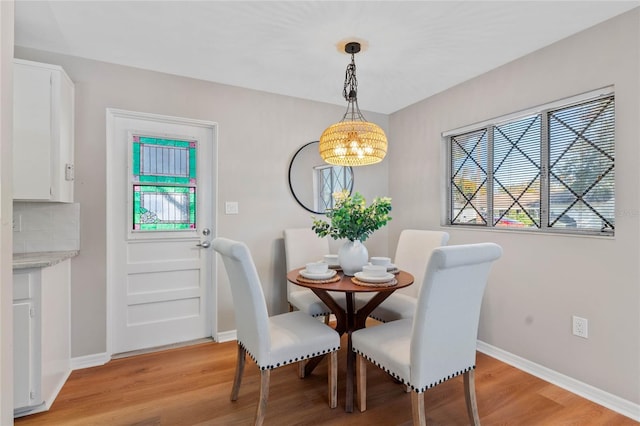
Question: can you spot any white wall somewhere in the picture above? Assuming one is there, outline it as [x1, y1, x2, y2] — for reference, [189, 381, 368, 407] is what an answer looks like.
[388, 10, 639, 405]
[13, 46, 389, 357]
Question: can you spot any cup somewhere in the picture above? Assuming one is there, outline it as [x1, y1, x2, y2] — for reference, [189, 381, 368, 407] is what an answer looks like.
[370, 256, 391, 267]
[323, 254, 339, 266]
[306, 261, 329, 274]
[362, 264, 387, 277]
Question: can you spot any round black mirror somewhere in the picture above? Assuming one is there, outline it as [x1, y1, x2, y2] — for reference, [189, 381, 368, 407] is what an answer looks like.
[288, 141, 354, 214]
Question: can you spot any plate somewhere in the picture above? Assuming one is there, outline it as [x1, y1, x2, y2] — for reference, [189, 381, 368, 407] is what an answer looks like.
[354, 272, 395, 283]
[386, 263, 397, 271]
[300, 269, 337, 280]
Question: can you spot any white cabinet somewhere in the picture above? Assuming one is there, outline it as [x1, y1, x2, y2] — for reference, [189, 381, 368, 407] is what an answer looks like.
[13, 300, 38, 409]
[13, 59, 75, 202]
[13, 260, 71, 417]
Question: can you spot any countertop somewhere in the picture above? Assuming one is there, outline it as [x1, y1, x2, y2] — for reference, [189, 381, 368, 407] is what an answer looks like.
[13, 251, 79, 270]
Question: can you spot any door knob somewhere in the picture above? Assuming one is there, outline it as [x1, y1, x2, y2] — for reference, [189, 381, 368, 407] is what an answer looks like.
[196, 241, 211, 249]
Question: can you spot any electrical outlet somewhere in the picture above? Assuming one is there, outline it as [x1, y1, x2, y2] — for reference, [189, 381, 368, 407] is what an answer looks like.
[65, 163, 74, 181]
[572, 316, 588, 338]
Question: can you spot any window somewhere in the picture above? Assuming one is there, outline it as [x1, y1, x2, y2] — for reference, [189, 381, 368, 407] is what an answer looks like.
[131, 135, 197, 231]
[314, 164, 353, 212]
[447, 89, 614, 235]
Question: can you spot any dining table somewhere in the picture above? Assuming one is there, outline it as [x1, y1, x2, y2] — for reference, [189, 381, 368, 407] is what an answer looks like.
[286, 267, 414, 412]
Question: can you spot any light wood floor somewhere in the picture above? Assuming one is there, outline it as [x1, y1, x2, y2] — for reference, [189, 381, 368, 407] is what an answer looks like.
[15, 336, 638, 426]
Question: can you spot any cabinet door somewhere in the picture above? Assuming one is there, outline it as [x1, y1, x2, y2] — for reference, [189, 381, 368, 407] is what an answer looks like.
[13, 63, 53, 200]
[13, 302, 35, 409]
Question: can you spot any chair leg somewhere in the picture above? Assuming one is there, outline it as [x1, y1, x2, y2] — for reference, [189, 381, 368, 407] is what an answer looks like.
[328, 351, 337, 408]
[411, 391, 426, 426]
[298, 359, 307, 379]
[230, 344, 246, 401]
[255, 369, 270, 426]
[356, 354, 367, 412]
[463, 370, 481, 426]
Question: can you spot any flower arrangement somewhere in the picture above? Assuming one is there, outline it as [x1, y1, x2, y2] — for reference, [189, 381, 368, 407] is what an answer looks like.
[312, 191, 392, 242]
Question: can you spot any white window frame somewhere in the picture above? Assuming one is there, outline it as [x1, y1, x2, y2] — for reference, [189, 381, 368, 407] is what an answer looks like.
[443, 86, 615, 236]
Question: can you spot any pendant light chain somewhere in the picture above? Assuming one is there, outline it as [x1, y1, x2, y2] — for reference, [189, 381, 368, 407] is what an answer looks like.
[343, 54, 358, 102]
[342, 52, 365, 122]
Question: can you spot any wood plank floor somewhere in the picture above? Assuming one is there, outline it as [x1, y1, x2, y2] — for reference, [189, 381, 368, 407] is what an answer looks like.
[15, 336, 638, 426]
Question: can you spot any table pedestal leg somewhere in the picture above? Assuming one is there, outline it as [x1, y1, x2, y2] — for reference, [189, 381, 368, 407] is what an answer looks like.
[302, 289, 348, 377]
[345, 293, 355, 413]
[307, 287, 394, 413]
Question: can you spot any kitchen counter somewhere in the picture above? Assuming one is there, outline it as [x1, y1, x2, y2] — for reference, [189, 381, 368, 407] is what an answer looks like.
[13, 251, 79, 270]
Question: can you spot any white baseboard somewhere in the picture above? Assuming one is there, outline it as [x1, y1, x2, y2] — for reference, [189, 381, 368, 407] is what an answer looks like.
[14, 369, 72, 418]
[477, 340, 640, 422]
[43, 369, 72, 411]
[216, 329, 237, 343]
[215, 315, 334, 343]
[70, 352, 110, 370]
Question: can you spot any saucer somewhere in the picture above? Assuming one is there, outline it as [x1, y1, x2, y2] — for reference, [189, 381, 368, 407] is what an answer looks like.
[300, 269, 337, 280]
[354, 272, 395, 283]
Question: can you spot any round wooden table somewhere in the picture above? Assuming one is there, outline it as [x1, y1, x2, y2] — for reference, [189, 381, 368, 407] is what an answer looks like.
[287, 267, 414, 412]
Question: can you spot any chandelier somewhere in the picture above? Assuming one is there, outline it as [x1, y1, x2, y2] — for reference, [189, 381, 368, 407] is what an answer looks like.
[319, 42, 387, 166]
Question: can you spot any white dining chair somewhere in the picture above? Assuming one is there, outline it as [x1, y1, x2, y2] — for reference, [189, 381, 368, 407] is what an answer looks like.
[213, 237, 340, 426]
[352, 242, 502, 426]
[284, 228, 350, 320]
[363, 229, 449, 323]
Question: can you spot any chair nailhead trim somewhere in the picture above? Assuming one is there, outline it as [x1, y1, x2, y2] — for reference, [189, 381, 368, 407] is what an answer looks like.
[353, 349, 475, 392]
[368, 315, 388, 323]
[239, 341, 341, 371]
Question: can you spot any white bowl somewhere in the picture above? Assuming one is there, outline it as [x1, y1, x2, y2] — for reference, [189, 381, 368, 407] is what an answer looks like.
[306, 261, 328, 274]
[362, 264, 387, 277]
[300, 269, 337, 280]
[323, 254, 339, 266]
[370, 256, 391, 266]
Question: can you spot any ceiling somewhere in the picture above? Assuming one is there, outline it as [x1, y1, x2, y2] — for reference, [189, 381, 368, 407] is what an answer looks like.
[13, 1, 639, 115]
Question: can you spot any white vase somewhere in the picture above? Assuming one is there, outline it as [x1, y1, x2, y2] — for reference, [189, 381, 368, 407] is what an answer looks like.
[338, 240, 369, 276]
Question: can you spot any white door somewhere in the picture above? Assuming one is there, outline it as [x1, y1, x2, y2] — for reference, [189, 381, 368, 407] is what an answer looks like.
[106, 109, 217, 354]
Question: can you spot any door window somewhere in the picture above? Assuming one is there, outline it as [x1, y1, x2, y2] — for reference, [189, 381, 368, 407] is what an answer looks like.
[131, 135, 197, 231]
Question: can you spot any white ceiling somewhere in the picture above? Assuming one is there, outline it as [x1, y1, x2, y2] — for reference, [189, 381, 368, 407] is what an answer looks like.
[13, 1, 639, 114]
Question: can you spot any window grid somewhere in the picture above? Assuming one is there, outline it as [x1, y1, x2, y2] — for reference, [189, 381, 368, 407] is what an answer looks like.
[492, 115, 541, 228]
[547, 97, 615, 231]
[132, 135, 196, 184]
[133, 185, 196, 230]
[450, 129, 488, 226]
[447, 92, 614, 235]
[131, 135, 197, 231]
[316, 165, 353, 211]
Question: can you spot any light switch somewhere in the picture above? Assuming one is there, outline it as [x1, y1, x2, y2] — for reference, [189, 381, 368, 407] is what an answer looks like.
[225, 201, 239, 215]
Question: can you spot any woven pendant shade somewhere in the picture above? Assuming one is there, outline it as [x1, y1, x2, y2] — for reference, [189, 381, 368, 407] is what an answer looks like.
[319, 41, 387, 167]
[319, 120, 387, 166]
